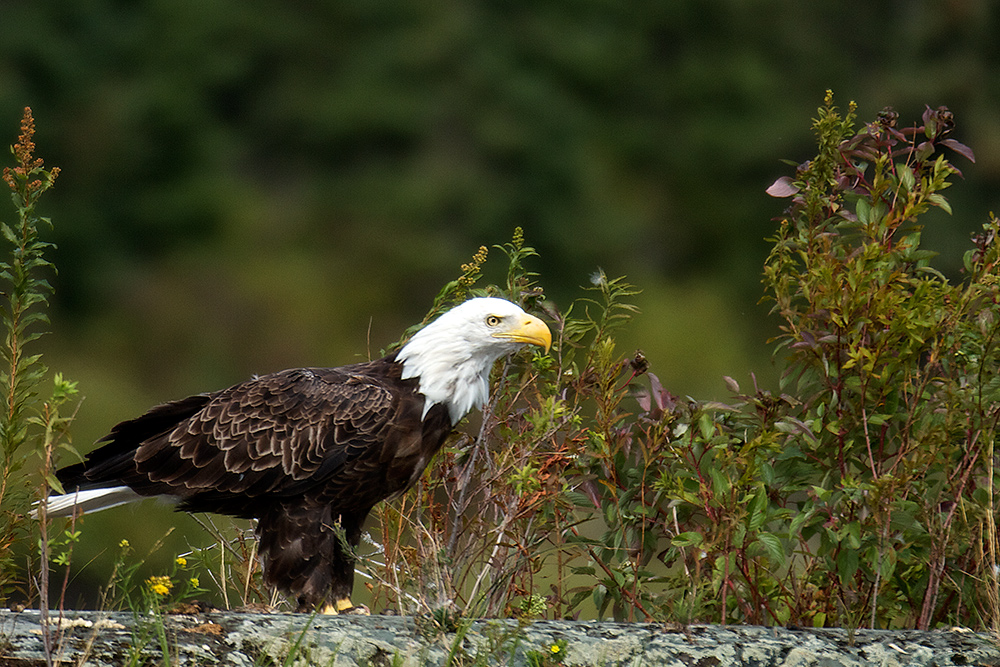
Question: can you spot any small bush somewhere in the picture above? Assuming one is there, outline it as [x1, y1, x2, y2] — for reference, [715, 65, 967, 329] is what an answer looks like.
[370, 94, 1000, 630]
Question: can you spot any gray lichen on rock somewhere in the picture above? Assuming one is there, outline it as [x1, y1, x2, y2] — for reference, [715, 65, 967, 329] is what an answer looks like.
[1, 609, 998, 666]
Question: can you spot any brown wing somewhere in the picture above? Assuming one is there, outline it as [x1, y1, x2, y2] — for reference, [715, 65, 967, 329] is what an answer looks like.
[68, 360, 445, 518]
[136, 367, 394, 493]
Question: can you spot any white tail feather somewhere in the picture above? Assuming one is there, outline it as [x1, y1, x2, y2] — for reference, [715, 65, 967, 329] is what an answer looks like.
[34, 486, 143, 519]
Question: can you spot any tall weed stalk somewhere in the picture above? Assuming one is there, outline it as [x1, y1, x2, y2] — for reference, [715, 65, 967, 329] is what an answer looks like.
[0, 108, 79, 665]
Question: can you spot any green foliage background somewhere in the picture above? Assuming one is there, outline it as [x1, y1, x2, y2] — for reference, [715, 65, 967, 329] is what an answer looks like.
[3, 1, 1000, 612]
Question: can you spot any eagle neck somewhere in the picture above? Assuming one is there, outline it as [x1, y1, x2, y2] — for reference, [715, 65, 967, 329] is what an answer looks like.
[395, 329, 497, 424]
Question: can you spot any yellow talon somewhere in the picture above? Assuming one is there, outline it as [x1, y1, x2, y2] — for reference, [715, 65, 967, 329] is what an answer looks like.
[317, 598, 365, 615]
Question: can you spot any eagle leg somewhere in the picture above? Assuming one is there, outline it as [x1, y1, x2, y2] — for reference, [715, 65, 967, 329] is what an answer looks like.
[259, 503, 370, 613]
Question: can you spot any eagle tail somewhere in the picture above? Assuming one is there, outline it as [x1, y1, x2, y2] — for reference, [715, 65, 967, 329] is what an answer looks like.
[34, 393, 212, 519]
[32, 485, 144, 518]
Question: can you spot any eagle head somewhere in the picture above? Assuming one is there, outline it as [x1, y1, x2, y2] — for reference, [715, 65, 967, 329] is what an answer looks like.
[397, 297, 551, 422]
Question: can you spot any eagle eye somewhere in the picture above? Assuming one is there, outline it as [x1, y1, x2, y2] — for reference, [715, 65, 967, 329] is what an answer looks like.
[486, 315, 502, 327]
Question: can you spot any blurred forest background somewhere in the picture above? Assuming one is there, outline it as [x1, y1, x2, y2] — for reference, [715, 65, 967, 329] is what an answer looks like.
[3, 0, 1000, 605]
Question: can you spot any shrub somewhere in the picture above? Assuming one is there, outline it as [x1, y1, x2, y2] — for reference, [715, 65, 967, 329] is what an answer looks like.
[369, 94, 1000, 630]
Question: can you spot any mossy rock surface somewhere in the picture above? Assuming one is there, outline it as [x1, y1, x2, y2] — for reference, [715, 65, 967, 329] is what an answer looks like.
[1, 609, 997, 666]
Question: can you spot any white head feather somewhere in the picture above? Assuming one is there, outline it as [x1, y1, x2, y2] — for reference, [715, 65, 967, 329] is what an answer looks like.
[396, 297, 551, 422]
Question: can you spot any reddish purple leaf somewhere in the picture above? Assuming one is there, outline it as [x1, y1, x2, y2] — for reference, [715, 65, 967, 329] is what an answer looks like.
[766, 176, 799, 198]
[649, 372, 666, 413]
[634, 389, 651, 413]
[941, 138, 976, 163]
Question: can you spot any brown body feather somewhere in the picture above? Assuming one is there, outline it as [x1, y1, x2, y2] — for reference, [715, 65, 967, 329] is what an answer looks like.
[57, 352, 453, 610]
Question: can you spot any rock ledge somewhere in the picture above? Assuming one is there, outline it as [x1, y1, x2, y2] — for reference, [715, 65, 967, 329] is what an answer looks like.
[1, 609, 998, 666]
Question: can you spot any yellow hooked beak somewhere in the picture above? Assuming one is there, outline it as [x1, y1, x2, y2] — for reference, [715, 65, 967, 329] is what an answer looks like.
[494, 313, 552, 352]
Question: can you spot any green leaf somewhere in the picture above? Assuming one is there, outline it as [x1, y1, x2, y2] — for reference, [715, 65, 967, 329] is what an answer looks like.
[565, 491, 599, 509]
[927, 193, 952, 215]
[673, 531, 704, 548]
[789, 508, 814, 537]
[698, 412, 716, 440]
[747, 487, 768, 532]
[841, 521, 861, 549]
[871, 546, 897, 581]
[897, 163, 916, 191]
[855, 198, 871, 225]
[866, 413, 891, 426]
[708, 466, 730, 498]
[837, 548, 859, 582]
[592, 585, 608, 615]
[43, 472, 63, 494]
[755, 533, 785, 563]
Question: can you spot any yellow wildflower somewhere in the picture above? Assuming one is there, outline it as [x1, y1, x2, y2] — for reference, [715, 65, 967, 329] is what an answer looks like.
[146, 575, 172, 597]
[118, 539, 130, 549]
[550, 644, 561, 654]
[175, 556, 187, 567]
[189, 577, 200, 588]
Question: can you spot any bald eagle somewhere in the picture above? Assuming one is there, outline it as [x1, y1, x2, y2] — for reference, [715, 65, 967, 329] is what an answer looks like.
[40, 297, 551, 613]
